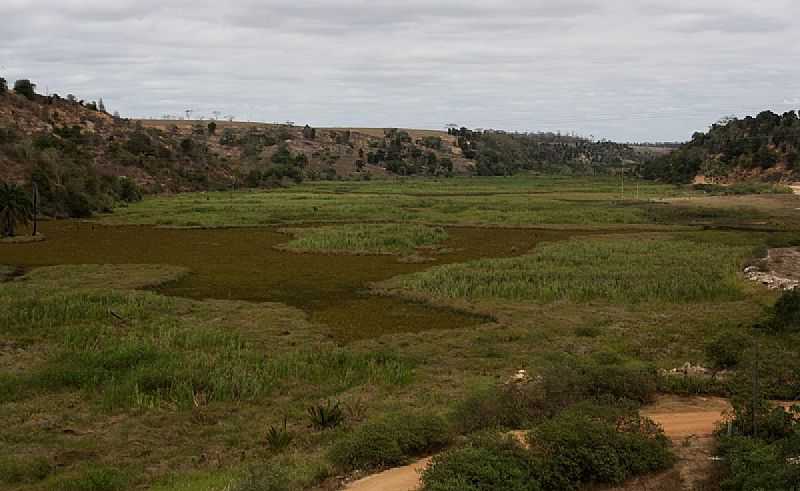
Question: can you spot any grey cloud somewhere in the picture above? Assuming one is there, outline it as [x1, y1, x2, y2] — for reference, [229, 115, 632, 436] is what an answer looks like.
[1, 0, 798, 141]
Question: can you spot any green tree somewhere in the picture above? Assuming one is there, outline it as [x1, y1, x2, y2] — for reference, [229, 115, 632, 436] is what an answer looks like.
[0, 77, 7, 93]
[0, 182, 33, 237]
[13, 79, 36, 100]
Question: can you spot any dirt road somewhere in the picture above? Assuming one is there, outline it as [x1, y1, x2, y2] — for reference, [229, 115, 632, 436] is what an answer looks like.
[343, 396, 733, 491]
[344, 457, 431, 491]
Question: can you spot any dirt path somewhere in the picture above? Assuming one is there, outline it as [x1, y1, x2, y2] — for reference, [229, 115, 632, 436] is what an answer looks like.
[343, 396, 733, 491]
[640, 396, 732, 490]
[344, 457, 431, 491]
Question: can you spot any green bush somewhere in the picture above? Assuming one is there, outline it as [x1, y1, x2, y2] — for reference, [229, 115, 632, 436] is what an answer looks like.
[329, 428, 404, 471]
[421, 434, 544, 491]
[452, 384, 546, 433]
[13, 79, 36, 100]
[329, 413, 450, 472]
[705, 331, 751, 369]
[717, 436, 800, 491]
[540, 356, 659, 408]
[530, 407, 673, 487]
[453, 357, 659, 434]
[766, 290, 800, 332]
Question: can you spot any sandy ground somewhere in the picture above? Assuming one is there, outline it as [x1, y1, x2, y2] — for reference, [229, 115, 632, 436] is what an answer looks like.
[342, 396, 734, 491]
[641, 396, 732, 491]
[343, 457, 432, 491]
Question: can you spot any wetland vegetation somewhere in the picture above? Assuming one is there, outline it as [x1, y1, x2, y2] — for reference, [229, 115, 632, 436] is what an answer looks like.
[2, 176, 800, 490]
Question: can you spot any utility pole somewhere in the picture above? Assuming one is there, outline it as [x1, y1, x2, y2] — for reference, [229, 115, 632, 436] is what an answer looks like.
[620, 168, 625, 200]
[32, 182, 39, 236]
[751, 342, 760, 438]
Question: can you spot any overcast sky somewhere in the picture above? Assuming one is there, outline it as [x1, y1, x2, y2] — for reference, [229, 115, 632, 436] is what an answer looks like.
[2, 0, 799, 141]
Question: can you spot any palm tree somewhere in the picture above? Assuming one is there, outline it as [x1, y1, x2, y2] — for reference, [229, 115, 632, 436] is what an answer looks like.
[0, 182, 33, 238]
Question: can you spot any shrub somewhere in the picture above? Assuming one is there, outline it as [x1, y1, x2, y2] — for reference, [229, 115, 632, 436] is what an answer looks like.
[453, 358, 659, 434]
[765, 290, 800, 332]
[65, 188, 93, 218]
[421, 434, 544, 491]
[116, 178, 142, 203]
[540, 356, 659, 407]
[705, 331, 750, 370]
[452, 384, 546, 433]
[530, 407, 673, 486]
[0, 77, 7, 93]
[717, 436, 800, 491]
[307, 400, 345, 430]
[329, 413, 450, 472]
[265, 418, 293, 452]
[13, 79, 36, 100]
[328, 427, 404, 471]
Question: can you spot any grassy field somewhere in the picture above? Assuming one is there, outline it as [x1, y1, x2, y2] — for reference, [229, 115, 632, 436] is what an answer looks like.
[280, 224, 448, 256]
[103, 176, 780, 229]
[387, 234, 754, 304]
[2, 176, 800, 490]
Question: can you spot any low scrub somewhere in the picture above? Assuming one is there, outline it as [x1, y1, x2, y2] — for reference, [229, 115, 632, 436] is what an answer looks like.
[692, 182, 793, 196]
[421, 433, 545, 491]
[764, 289, 800, 333]
[530, 406, 673, 487]
[396, 237, 749, 304]
[717, 434, 800, 490]
[453, 356, 659, 433]
[329, 412, 451, 472]
[52, 466, 129, 491]
[0, 455, 52, 485]
[423, 405, 673, 491]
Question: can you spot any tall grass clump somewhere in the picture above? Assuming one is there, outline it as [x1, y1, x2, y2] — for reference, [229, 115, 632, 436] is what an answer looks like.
[21, 344, 412, 409]
[283, 223, 448, 255]
[397, 237, 750, 304]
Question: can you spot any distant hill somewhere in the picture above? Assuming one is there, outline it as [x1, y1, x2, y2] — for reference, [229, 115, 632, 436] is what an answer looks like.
[0, 76, 671, 218]
[0, 85, 471, 217]
[642, 110, 800, 184]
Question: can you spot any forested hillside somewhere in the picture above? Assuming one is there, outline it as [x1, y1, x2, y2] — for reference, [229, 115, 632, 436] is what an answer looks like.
[448, 127, 645, 175]
[0, 78, 470, 217]
[642, 110, 800, 183]
[1, 76, 674, 219]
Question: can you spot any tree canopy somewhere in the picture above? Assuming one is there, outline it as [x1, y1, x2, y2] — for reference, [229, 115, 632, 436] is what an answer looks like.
[13, 79, 36, 100]
[643, 110, 800, 183]
[0, 182, 33, 237]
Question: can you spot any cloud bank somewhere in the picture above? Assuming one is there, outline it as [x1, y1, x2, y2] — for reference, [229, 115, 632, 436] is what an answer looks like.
[2, 0, 798, 140]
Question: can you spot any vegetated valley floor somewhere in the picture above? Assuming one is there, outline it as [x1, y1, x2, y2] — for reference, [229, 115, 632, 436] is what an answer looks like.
[1, 176, 799, 490]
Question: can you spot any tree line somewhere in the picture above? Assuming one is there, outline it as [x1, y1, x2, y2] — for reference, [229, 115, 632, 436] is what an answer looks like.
[448, 127, 643, 176]
[642, 110, 800, 183]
